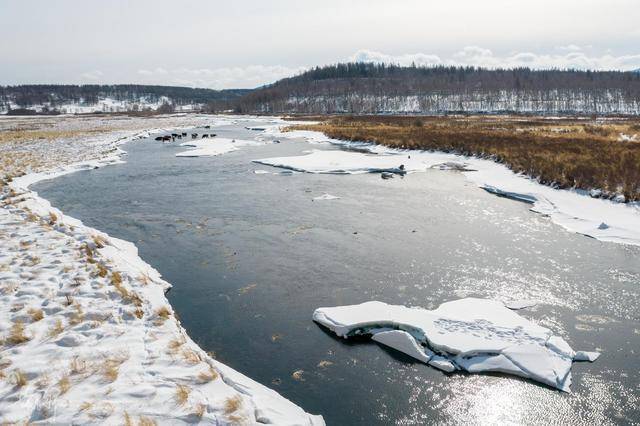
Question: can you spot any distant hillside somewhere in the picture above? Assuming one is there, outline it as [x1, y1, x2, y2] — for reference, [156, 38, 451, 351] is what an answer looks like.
[0, 84, 250, 114]
[235, 63, 640, 115]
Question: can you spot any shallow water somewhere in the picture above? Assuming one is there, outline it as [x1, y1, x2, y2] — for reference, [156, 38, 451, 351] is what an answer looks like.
[34, 119, 640, 425]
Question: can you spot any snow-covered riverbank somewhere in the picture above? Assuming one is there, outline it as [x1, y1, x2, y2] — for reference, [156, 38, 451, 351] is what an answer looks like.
[0, 115, 323, 424]
[254, 128, 640, 247]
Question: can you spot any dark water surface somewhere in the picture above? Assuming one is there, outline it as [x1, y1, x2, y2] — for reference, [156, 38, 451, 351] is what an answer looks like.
[34, 120, 640, 425]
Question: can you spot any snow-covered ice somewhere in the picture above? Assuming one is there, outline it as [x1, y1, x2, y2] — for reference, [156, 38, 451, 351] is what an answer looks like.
[313, 193, 340, 200]
[313, 298, 599, 392]
[254, 129, 640, 247]
[176, 138, 261, 157]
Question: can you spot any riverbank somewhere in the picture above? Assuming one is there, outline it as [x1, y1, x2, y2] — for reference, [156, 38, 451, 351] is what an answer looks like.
[0, 115, 323, 424]
[288, 115, 640, 202]
[266, 118, 640, 247]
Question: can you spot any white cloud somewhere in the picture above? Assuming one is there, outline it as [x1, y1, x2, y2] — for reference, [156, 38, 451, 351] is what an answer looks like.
[134, 64, 306, 89]
[80, 70, 104, 82]
[350, 49, 442, 67]
[350, 47, 640, 71]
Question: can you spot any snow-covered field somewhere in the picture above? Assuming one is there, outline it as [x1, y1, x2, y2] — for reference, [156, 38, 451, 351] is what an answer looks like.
[314, 299, 599, 392]
[254, 128, 640, 247]
[0, 115, 323, 424]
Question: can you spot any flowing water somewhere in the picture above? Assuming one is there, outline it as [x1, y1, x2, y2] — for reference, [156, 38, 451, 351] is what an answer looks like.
[33, 119, 640, 425]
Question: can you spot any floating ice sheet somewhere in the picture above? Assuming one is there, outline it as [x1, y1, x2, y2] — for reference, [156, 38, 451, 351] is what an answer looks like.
[313, 298, 599, 392]
[176, 138, 261, 157]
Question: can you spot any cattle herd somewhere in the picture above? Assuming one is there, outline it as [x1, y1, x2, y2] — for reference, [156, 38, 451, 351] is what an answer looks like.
[154, 131, 217, 142]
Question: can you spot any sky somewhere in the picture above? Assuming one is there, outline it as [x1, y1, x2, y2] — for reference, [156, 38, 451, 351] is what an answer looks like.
[1, 0, 639, 89]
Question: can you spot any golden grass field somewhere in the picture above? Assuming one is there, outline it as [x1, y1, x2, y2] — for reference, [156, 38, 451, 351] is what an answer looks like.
[289, 115, 640, 201]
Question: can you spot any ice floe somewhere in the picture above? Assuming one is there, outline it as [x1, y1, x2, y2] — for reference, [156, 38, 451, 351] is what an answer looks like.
[254, 129, 640, 247]
[313, 298, 599, 392]
[313, 193, 340, 200]
[176, 137, 261, 157]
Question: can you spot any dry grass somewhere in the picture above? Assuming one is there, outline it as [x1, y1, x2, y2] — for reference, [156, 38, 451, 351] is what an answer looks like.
[174, 384, 191, 406]
[156, 306, 171, 321]
[12, 369, 28, 387]
[293, 115, 640, 200]
[48, 211, 58, 225]
[69, 303, 85, 326]
[28, 307, 44, 322]
[92, 234, 107, 248]
[48, 318, 65, 338]
[182, 349, 201, 365]
[58, 375, 71, 394]
[102, 361, 120, 382]
[224, 395, 243, 415]
[197, 366, 219, 383]
[168, 336, 186, 353]
[194, 403, 206, 419]
[138, 416, 157, 426]
[96, 263, 108, 278]
[7, 320, 30, 345]
[111, 271, 123, 286]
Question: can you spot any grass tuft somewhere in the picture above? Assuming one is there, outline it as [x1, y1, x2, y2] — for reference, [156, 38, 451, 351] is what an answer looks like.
[48, 318, 65, 337]
[138, 416, 157, 426]
[28, 308, 44, 322]
[224, 395, 242, 415]
[58, 375, 71, 394]
[197, 367, 219, 383]
[7, 320, 30, 345]
[12, 369, 28, 387]
[174, 384, 190, 406]
[156, 306, 171, 321]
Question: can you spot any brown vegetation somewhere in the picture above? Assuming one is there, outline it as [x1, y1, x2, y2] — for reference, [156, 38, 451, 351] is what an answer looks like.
[292, 115, 640, 200]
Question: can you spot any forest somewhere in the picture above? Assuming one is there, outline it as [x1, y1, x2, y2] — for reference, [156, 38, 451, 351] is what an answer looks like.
[0, 84, 249, 113]
[234, 63, 640, 115]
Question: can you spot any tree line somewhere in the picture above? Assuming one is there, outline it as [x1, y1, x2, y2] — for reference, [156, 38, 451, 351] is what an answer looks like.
[234, 63, 640, 115]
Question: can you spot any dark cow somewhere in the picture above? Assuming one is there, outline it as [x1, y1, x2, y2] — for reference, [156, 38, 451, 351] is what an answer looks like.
[181, 132, 187, 137]
[162, 135, 171, 141]
[154, 136, 163, 141]
[191, 133, 198, 139]
[204, 125, 211, 129]
[202, 134, 209, 138]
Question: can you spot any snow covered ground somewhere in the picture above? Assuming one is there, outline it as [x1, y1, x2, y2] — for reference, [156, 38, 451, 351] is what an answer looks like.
[314, 299, 599, 392]
[0, 97, 199, 115]
[253, 128, 640, 247]
[0, 115, 323, 424]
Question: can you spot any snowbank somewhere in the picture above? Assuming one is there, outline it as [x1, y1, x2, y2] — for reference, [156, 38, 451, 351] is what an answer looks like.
[254, 129, 640, 247]
[1, 120, 324, 424]
[313, 299, 599, 392]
